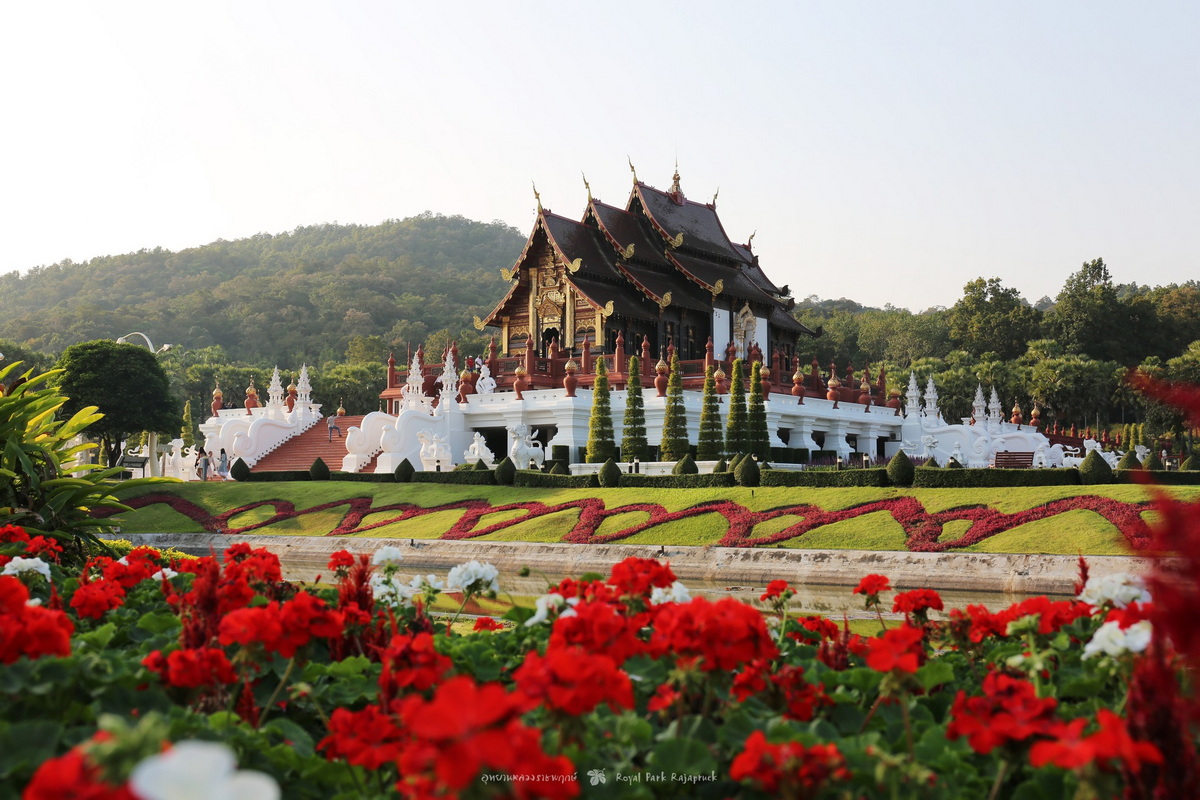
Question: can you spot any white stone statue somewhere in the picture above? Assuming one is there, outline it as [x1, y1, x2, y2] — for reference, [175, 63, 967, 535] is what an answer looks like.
[464, 431, 495, 465]
[508, 424, 545, 470]
[1033, 444, 1049, 468]
[416, 429, 452, 471]
[475, 362, 496, 395]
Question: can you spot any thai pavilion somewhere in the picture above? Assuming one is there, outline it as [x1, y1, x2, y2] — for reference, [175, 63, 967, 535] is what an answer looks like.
[479, 166, 820, 366]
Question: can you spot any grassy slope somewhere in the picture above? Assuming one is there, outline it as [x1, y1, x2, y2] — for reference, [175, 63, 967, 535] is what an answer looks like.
[112, 482, 1200, 555]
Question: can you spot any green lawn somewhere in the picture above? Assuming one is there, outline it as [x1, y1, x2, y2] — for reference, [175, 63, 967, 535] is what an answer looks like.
[109, 481, 1199, 555]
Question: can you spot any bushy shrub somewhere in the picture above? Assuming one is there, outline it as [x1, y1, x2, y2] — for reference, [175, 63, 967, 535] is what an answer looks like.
[309, 457, 330, 481]
[549, 462, 568, 475]
[1182, 454, 1199, 471]
[1078, 450, 1115, 484]
[735, 455, 760, 487]
[473, 459, 490, 471]
[886, 451, 914, 487]
[494, 456, 516, 485]
[944, 457, 964, 469]
[1143, 450, 1165, 471]
[598, 458, 623, 487]
[394, 458, 415, 482]
[713, 458, 727, 473]
[230, 458, 252, 482]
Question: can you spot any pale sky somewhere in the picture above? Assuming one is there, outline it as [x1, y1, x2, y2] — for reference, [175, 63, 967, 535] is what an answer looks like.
[3, 2, 1197, 311]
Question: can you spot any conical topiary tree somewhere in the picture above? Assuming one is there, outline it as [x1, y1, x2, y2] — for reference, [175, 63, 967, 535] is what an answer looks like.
[659, 354, 689, 462]
[180, 400, 195, 449]
[1079, 449, 1115, 484]
[395, 458, 415, 482]
[1143, 449, 1165, 471]
[697, 364, 723, 461]
[886, 451, 914, 487]
[734, 454, 760, 487]
[1116, 450, 1141, 471]
[230, 457, 252, 482]
[598, 457, 623, 487]
[725, 358, 748, 458]
[747, 361, 770, 461]
[622, 355, 648, 462]
[672, 453, 699, 475]
[494, 456, 516, 485]
[309, 457, 330, 481]
[586, 357, 616, 463]
[1182, 454, 1198, 471]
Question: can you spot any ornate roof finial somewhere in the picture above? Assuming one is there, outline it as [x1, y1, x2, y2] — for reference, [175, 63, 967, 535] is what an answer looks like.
[628, 156, 638, 184]
[532, 181, 542, 212]
[671, 160, 681, 195]
[711, 187, 719, 206]
[747, 230, 757, 247]
[582, 172, 592, 202]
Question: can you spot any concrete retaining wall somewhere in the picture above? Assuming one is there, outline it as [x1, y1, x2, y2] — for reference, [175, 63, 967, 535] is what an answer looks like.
[106, 533, 1150, 598]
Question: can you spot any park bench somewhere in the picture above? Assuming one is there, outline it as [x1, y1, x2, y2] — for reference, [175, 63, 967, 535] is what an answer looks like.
[993, 451, 1035, 469]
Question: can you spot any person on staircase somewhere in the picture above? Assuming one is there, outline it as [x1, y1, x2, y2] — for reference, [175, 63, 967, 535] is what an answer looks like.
[328, 414, 342, 442]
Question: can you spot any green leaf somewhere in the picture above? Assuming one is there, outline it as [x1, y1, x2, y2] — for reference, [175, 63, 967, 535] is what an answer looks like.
[0, 720, 64, 779]
[916, 659, 956, 691]
[647, 737, 717, 778]
[264, 718, 315, 757]
[136, 612, 181, 635]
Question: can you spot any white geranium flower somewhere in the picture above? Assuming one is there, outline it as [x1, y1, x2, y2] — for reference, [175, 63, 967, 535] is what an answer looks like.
[371, 545, 405, 566]
[2, 556, 52, 583]
[151, 567, 179, 582]
[130, 740, 280, 800]
[446, 560, 500, 595]
[409, 574, 444, 592]
[524, 592, 567, 626]
[1079, 573, 1152, 609]
[26, 598, 43, 607]
[649, 581, 692, 605]
[1083, 620, 1153, 659]
[369, 573, 417, 609]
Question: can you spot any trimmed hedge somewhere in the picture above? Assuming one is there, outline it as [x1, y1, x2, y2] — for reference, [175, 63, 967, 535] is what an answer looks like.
[514, 470, 599, 489]
[241, 470, 311, 482]
[913, 467, 1081, 488]
[619, 473, 737, 489]
[761, 468, 890, 488]
[411, 470, 497, 485]
[331, 471, 395, 483]
[1115, 469, 1200, 485]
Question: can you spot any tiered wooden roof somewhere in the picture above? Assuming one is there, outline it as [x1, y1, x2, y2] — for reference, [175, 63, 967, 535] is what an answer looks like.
[480, 170, 818, 340]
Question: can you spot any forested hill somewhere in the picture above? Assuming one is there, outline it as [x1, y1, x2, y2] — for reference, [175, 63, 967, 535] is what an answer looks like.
[0, 213, 525, 365]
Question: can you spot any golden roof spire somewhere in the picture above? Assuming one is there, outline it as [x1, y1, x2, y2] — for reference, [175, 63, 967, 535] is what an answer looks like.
[712, 187, 719, 206]
[627, 156, 638, 184]
[582, 172, 592, 201]
[671, 159, 681, 194]
[532, 181, 542, 212]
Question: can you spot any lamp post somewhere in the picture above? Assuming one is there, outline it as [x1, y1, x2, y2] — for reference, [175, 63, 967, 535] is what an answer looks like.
[116, 332, 173, 477]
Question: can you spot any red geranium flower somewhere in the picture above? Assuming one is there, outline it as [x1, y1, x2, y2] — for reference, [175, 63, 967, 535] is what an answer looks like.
[892, 588, 943, 615]
[69, 579, 126, 619]
[472, 616, 503, 632]
[379, 632, 452, 700]
[23, 737, 136, 800]
[327, 549, 355, 571]
[319, 704, 408, 770]
[647, 682, 681, 713]
[0, 575, 73, 663]
[731, 730, 849, 795]
[865, 623, 925, 674]
[515, 646, 633, 715]
[947, 671, 1059, 754]
[608, 557, 676, 597]
[761, 579, 794, 602]
[853, 574, 891, 596]
[648, 597, 778, 671]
